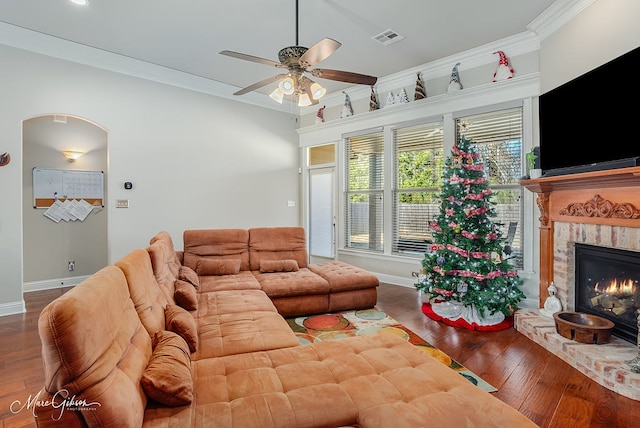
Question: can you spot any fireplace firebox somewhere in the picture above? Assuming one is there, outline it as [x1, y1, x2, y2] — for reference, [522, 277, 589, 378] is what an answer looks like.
[575, 243, 640, 344]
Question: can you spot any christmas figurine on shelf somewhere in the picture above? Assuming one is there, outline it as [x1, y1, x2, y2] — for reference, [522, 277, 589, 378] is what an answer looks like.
[369, 86, 379, 111]
[415, 135, 525, 330]
[384, 91, 395, 108]
[341, 91, 353, 118]
[397, 88, 410, 104]
[414, 72, 426, 100]
[492, 50, 514, 82]
[447, 62, 463, 93]
[315, 105, 325, 124]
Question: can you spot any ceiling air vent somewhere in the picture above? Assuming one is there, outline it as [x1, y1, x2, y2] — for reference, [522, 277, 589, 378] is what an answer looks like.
[372, 29, 405, 46]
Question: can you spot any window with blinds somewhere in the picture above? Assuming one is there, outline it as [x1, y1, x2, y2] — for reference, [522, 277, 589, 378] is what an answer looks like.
[392, 121, 444, 254]
[344, 130, 384, 252]
[455, 107, 524, 268]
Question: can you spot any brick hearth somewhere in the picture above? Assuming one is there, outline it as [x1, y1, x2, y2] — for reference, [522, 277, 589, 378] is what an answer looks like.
[515, 309, 640, 400]
[520, 167, 640, 400]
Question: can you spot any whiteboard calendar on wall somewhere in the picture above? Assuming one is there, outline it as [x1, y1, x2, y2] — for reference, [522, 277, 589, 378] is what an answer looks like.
[33, 167, 104, 208]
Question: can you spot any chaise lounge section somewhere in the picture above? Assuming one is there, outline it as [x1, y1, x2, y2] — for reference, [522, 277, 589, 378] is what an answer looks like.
[34, 227, 537, 427]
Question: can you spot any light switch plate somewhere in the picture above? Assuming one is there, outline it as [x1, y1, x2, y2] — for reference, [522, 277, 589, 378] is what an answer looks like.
[116, 199, 129, 208]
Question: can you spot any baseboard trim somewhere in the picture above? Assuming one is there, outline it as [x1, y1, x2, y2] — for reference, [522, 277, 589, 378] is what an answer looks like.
[0, 300, 26, 316]
[23, 276, 88, 293]
[375, 273, 417, 288]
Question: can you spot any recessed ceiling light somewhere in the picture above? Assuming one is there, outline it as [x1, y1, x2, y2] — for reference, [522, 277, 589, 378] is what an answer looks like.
[70, 0, 88, 5]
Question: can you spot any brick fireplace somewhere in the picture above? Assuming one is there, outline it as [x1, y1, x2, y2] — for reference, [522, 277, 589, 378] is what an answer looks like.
[518, 167, 640, 400]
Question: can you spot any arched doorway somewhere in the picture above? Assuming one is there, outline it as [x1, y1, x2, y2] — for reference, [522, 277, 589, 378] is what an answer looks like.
[22, 115, 108, 291]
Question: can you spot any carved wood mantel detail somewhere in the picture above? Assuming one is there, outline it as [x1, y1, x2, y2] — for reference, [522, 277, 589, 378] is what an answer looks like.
[559, 194, 640, 219]
[521, 166, 640, 307]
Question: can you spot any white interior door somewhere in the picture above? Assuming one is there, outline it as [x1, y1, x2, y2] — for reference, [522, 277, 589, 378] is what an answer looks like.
[309, 167, 335, 259]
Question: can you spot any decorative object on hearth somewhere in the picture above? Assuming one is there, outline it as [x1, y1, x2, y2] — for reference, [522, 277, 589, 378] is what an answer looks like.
[0, 151, 10, 167]
[539, 282, 562, 317]
[369, 86, 379, 111]
[624, 309, 640, 373]
[447, 62, 463, 93]
[315, 105, 325, 124]
[219, 0, 376, 106]
[492, 50, 514, 82]
[553, 311, 614, 344]
[414, 72, 426, 100]
[415, 135, 525, 330]
[340, 91, 353, 118]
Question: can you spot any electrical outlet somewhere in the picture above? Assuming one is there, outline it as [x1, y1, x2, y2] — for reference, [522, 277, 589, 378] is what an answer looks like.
[68, 261, 75, 271]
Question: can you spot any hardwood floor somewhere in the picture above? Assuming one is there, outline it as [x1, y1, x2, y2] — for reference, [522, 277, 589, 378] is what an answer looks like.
[2, 283, 640, 427]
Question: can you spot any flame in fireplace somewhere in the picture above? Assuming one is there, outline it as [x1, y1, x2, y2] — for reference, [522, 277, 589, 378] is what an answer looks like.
[594, 278, 636, 296]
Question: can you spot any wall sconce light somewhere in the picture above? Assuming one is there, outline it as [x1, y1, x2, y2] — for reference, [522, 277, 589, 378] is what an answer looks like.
[63, 150, 84, 162]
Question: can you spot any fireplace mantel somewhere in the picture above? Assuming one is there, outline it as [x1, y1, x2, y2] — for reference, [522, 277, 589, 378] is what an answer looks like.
[521, 166, 640, 307]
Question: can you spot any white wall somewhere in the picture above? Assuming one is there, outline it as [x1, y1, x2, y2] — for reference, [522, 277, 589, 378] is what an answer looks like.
[0, 44, 300, 315]
[540, 0, 640, 93]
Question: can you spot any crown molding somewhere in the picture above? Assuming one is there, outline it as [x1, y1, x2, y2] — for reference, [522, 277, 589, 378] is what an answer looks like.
[527, 0, 597, 40]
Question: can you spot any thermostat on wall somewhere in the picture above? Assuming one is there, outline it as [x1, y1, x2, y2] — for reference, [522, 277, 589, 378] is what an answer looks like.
[124, 182, 133, 190]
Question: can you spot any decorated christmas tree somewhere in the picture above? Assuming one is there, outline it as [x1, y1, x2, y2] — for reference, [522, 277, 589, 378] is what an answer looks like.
[415, 135, 525, 327]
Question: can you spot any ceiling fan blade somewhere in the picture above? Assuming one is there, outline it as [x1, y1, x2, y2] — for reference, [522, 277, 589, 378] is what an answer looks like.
[299, 38, 341, 67]
[220, 50, 283, 68]
[233, 74, 287, 95]
[310, 68, 377, 86]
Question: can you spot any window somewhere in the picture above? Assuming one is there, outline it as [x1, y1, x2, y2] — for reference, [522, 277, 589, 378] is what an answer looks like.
[392, 121, 444, 254]
[344, 130, 384, 252]
[455, 107, 524, 268]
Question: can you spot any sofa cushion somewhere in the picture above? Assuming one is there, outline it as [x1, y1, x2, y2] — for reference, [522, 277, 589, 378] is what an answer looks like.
[179, 265, 200, 289]
[196, 258, 242, 276]
[308, 261, 380, 292]
[147, 239, 180, 305]
[259, 259, 299, 273]
[183, 228, 250, 271]
[249, 227, 308, 270]
[141, 330, 193, 407]
[165, 304, 198, 352]
[198, 270, 262, 293]
[115, 248, 168, 337]
[253, 268, 330, 298]
[174, 279, 198, 311]
[149, 231, 182, 278]
[37, 265, 150, 427]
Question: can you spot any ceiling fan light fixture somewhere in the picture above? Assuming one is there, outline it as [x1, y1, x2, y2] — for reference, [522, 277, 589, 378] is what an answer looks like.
[278, 77, 295, 95]
[310, 82, 326, 100]
[269, 88, 285, 103]
[297, 93, 312, 107]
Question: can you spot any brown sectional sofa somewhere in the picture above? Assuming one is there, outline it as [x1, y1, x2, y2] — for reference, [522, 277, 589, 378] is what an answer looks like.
[34, 227, 537, 427]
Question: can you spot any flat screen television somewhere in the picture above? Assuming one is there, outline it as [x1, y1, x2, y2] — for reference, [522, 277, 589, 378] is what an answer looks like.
[538, 45, 640, 177]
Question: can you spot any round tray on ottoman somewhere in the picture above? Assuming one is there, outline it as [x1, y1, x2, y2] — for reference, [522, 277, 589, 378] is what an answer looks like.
[553, 311, 615, 344]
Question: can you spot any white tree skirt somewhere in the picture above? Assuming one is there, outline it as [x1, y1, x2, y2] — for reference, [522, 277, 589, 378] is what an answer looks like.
[430, 299, 505, 326]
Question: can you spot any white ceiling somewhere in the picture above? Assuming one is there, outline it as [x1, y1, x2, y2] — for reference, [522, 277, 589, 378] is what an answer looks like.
[0, 0, 558, 106]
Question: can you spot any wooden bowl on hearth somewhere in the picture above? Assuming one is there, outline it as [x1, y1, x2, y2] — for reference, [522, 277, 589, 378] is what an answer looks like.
[553, 311, 615, 344]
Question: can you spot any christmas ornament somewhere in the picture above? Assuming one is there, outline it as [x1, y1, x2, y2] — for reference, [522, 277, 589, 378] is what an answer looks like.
[315, 105, 325, 124]
[341, 91, 353, 118]
[492, 50, 514, 82]
[369, 86, 379, 111]
[447, 62, 463, 93]
[414, 72, 426, 100]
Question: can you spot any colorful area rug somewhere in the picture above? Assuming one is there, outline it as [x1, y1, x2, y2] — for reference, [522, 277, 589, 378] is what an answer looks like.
[286, 307, 497, 393]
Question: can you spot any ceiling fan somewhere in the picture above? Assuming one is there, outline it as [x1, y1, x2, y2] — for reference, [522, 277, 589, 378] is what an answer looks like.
[219, 0, 377, 106]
